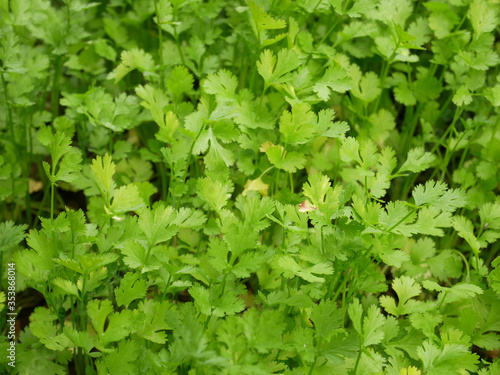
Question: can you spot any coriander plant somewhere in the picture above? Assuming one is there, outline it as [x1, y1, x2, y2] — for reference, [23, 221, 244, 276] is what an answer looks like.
[0, 0, 500, 374]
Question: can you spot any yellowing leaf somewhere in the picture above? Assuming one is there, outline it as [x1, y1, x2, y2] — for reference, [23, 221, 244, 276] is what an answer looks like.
[243, 177, 269, 196]
[259, 141, 278, 152]
[400, 367, 422, 375]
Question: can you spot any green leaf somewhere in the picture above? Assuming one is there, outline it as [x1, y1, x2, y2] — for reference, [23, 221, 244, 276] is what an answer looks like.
[412, 207, 452, 237]
[399, 147, 436, 173]
[115, 272, 148, 308]
[190, 284, 245, 317]
[303, 173, 331, 207]
[64, 327, 94, 354]
[350, 68, 381, 103]
[136, 300, 171, 344]
[279, 103, 316, 145]
[197, 177, 230, 212]
[311, 299, 343, 341]
[468, 0, 499, 36]
[97, 340, 139, 375]
[166, 65, 194, 99]
[108, 48, 155, 83]
[379, 201, 417, 236]
[0, 221, 27, 252]
[417, 341, 479, 374]
[248, 0, 286, 45]
[154, 0, 173, 25]
[483, 84, 500, 107]
[44, 131, 82, 184]
[452, 216, 481, 254]
[340, 137, 362, 164]
[135, 84, 169, 130]
[120, 240, 160, 272]
[203, 69, 238, 103]
[380, 276, 422, 316]
[277, 255, 333, 283]
[266, 145, 306, 173]
[453, 86, 473, 106]
[138, 204, 178, 246]
[363, 305, 386, 347]
[313, 64, 352, 101]
[30, 307, 72, 351]
[91, 154, 116, 205]
[412, 180, 468, 212]
[423, 280, 483, 304]
[110, 184, 145, 214]
[257, 48, 300, 85]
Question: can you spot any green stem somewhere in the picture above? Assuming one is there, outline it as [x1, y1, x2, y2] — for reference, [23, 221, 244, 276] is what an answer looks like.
[154, 0, 165, 88]
[1, 72, 14, 145]
[0, 254, 3, 295]
[317, 18, 340, 48]
[51, 55, 63, 119]
[50, 182, 55, 221]
[439, 126, 468, 181]
[33, 183, 51, 227]
[182, 122, 207, 187]
[400, 103, 424, 156]
[372, 45, 398, 114]
[25, 118, 33, 226]
[66, 0, 71, 35]
[387, 208, 416, 233]
[323, 273, 339, 302]
[451, 249, 471, 282]
[353, 343, 363, 374]
[159, 162, 168, 202]
[77, 277, 87, 375]
[1, 71, 16, 220]
[308, 354, 319, 375]
[428, 107, 464, 181]
[173, 26, 186, 66]
[275, 169, 281, 196]
[332, 269, 351, 303]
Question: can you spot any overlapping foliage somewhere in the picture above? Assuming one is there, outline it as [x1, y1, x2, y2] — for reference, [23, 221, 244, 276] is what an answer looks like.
[1, 0, 500, 374]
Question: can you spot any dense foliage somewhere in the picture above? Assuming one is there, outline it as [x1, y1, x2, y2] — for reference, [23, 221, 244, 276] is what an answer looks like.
[1, 0, 500, 374]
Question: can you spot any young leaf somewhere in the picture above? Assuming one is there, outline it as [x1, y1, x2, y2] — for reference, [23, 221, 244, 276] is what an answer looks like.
[115, 272, 148, 308]
[399, 147, 436, 174]
[380, 276, 422, 316]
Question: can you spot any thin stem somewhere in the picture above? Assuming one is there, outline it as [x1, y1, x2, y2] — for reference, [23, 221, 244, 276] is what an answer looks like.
[159, 162, 168, 202]
[439, 127, 468, 180]
[387, 208, 416, 233]
[173, 26, 186, 66]
[51, 56, 63, 119]
[154, 0, 165, 89]
[323, 273, 339, 302]
[317, 18, 340, 48]
[1, 72, 14, 144]
[50, 183, 55, 221]
[182, 122, 207, 187]
[372, 45, 399, 114]
[353, 343, 363, 374]
[66, 0, 71, 35]
[428, 107, 464, 181]
[259, 166, 274, 179]
[25, 117, 33, 226]
[308, 354, 319, 375]
[33, 183, 51, 227]
[332, 269, 351, 303]
[451, 249, 470, 282]
[1, 71, 16, 220]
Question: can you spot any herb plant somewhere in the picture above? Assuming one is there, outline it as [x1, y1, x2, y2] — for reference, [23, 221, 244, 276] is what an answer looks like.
[1, 0, 500, 374]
